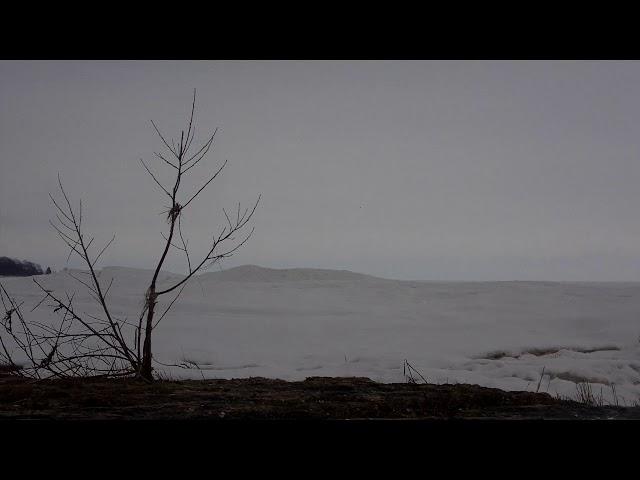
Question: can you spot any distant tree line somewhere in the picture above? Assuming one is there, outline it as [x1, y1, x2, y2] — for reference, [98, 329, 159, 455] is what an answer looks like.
[0, 257, 50, 276]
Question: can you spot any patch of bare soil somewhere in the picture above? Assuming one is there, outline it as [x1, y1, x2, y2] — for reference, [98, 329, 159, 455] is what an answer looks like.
[0, 376, 638, 420]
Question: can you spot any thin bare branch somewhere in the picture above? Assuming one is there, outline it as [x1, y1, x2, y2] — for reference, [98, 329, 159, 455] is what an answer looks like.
[151, 119, 178, 157]
[140, 158, 172, 198]
[92, 234, 116, 268]
[182, 159, 227, 210]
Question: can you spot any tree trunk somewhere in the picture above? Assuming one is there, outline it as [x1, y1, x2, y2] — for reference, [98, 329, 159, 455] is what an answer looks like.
[140, 289, 157, 381]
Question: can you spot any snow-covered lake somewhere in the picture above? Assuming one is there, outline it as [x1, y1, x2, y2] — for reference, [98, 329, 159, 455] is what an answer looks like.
[2, 265, 640, 405]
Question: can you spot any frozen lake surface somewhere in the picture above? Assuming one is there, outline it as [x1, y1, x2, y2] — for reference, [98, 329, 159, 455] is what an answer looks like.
[2, 265, 640, 404]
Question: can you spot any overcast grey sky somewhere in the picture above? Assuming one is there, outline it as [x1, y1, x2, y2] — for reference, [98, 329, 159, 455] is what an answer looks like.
[2, 60, 640, 281]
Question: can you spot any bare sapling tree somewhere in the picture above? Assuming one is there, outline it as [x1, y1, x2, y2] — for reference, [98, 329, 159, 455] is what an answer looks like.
[137, 90, 260, 380]
[0, 90, 260, 381]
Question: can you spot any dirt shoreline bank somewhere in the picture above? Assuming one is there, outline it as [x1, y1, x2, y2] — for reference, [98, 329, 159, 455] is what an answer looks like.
[1, 376, 638, 420]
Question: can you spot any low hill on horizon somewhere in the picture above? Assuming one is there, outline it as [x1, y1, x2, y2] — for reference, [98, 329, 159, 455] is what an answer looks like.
[198, 264, 387, 283]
